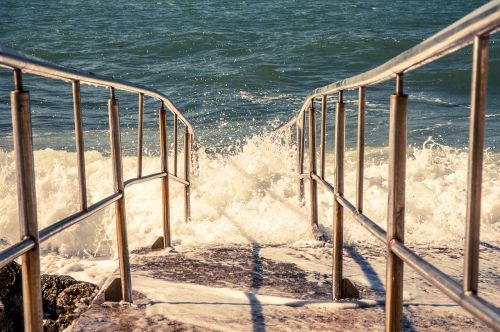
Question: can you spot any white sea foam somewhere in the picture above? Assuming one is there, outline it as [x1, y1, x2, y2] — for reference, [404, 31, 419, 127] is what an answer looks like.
[0, 136, 498, 259]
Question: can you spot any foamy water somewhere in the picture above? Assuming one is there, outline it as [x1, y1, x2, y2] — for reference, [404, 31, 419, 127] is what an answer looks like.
[0, 136, 498, 260]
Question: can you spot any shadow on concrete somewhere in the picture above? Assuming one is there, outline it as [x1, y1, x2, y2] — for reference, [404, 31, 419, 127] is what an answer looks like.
[346, 245, 417, 332]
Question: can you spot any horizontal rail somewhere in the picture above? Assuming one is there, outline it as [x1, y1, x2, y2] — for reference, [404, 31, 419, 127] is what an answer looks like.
[39, 192, 122, 243]
[336, 195, 387, 244]
[124, 172, 167, 188]
[0, 238, 36, 269]
[312, 1, 500, 96]
[123, 172, 190, 189]
[277, 1, 500, 132]
[170, 173, 190, 186]
[298, 173, 311, 180]
[0, 46, 193, 133]
[390, 240, 500, 330]
[311, 173, 334, 194]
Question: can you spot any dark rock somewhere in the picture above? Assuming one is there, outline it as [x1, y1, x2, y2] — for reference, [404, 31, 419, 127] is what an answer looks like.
[43, 318, 59, 332]
[0, 262, 21, 297]
[55, 282, 98, 330]
[0, 262, 23, 332]
[41, 274, 79, 320]
[0, 262, 98, 331]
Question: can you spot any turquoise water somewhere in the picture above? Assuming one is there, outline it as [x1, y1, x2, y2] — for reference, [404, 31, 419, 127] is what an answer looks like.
[0, 0, 498, 152]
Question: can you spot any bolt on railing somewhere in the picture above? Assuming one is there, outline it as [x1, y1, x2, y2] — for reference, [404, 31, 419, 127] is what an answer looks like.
[0, 46, 194, 331]
[274, 1, 499, 330]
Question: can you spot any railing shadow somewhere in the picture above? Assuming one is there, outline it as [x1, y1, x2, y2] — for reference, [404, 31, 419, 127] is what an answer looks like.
[201, 185, 266, 331]
[346, 246, 385, 293]
[248, 242, 266, 332]
[480, 241, 500, 252]
[346, 245, 417, 331]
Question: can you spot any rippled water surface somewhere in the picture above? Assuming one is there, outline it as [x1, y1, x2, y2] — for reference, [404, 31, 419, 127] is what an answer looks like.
[0, 0, 498, 151]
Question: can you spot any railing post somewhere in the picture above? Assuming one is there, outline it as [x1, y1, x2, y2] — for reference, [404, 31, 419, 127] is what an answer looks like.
[107, 87, 133, 302]
[11, 69, 44, 332]
[297, 111, 305, 202]
[308, 101, 319, 233]
[333, 90, 346, 299]
[137, 93, 144, 178]
[386, 74, 407, 332]
[464, 35, 488, 296]
[356, 87, 366, 212]
[160, 103, 171, 245]
[320, 95, 327, 179]
[184, 129, 192, 223]
[173, 113, 178, 177]
[72, 80, 87, 211]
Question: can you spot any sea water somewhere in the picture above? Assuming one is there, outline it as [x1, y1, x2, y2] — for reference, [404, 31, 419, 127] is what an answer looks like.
[0, 1, 498, 259]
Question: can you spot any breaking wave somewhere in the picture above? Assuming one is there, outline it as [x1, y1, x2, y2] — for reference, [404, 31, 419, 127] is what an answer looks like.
[0, 136, 498, 258]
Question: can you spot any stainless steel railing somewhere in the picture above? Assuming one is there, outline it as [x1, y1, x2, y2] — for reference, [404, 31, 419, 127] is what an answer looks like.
[0, 46, 194, 331]
[275, 1, 499, 331]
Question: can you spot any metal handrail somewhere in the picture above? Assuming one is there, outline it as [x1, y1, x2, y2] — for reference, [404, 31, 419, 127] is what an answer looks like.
[276, 0, 500, 131]
[0, 47, 194, 331]
[276, 1, 499, 331]
[0, 46, 193, 134]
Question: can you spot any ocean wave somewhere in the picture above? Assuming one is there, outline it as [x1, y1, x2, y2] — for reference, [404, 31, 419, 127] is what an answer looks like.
[0, 135, 498, 258]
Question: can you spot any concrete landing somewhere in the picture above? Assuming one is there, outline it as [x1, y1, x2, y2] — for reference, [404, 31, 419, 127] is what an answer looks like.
[72, 245, 492, 331]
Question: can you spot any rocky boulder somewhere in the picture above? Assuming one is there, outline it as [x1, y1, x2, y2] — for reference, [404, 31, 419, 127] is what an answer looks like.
[0, 262, 98, 332]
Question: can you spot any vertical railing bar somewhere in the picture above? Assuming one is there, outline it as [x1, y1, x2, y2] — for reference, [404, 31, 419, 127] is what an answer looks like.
[308, 100, 319, 232]
[173, 113, 178, 177]
[296, 118, 302, 199]
[159, 102, 171, 245]
[137, 93, 144, 178]
[333, 90, 345, 299]
[320, 95, 327, 179]
[11, 69, 44, 331]
[108, 87, 133, 302]
[386, 73, 407, 332]
[356, 87, 366, 213]
[184, 129, 191, 223]
[72, 80, 87, 211]
[298, 111, 306, 202]
[464, 35, 488, 296]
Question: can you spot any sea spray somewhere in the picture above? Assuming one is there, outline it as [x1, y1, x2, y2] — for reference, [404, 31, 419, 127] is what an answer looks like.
[0, 136, 498, 259]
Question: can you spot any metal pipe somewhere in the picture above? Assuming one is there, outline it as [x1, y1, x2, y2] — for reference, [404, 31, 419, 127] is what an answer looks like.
[159, 103, 171, 245]
[336, 195, 387, 244]
[0, 238, 35, 269]
[390, 240, 500, 330]
[308, 101, 318, 229]
[11, 70, 44, 331]
[386, 74, 407, 332]
[72, 80, 87, 210]
[297, 115, 305, 202]
[0, 46, 195, 132]
[125, 172, 166, 188]
[356, 87, 366, 212]
[170, 173, 190, 186]
[137, 93, 144, 178]
[184, 129, 192, 223]
[464, 35, 489, 296]
[13, 68, 22, 90]
[298, 173, 311, 179]
[174, 113, 178, 176]
[320, 95, 327, 179]
[311, 173, 334, 194]
[39, 193, 122, 242]
[333, 90, 346, 300]
[108, 92, 133, 303]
